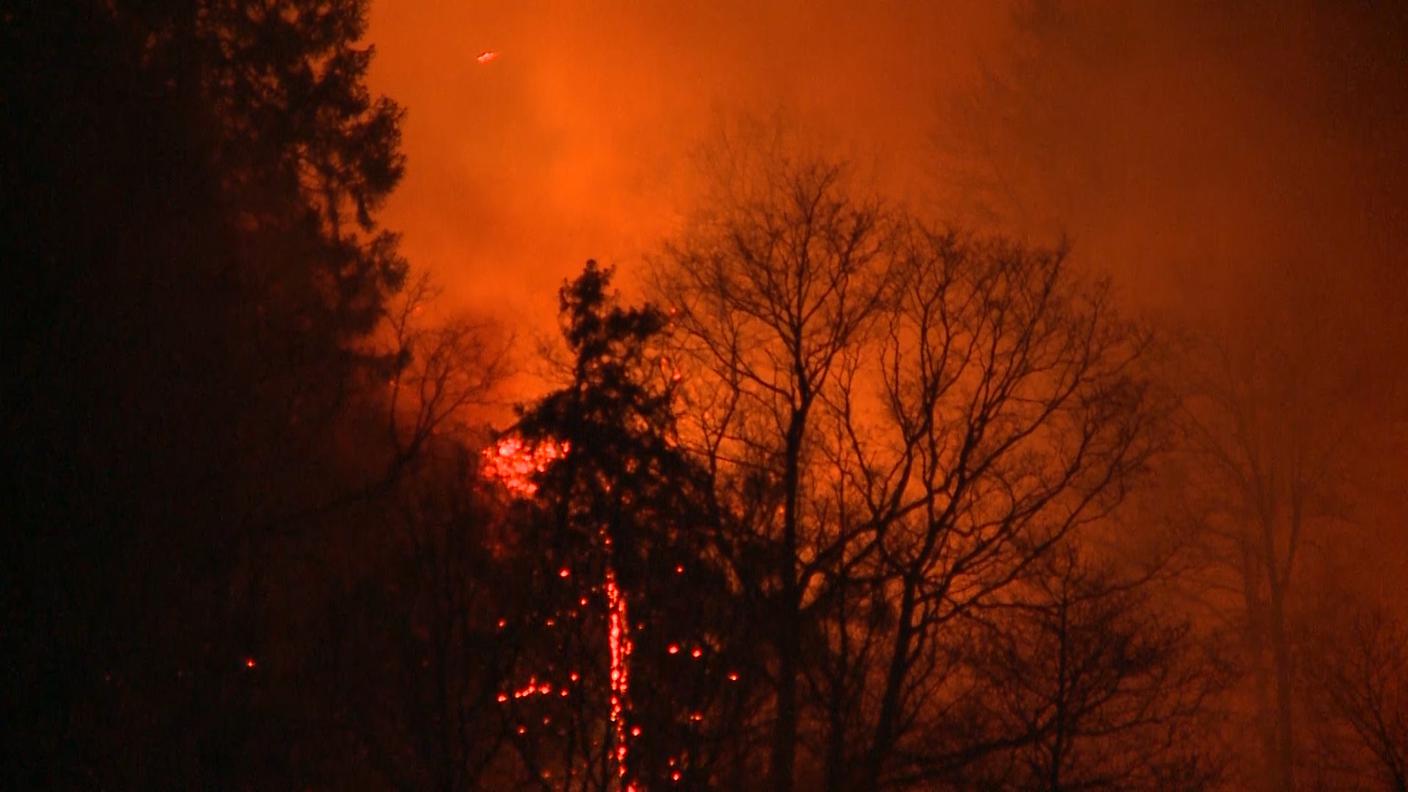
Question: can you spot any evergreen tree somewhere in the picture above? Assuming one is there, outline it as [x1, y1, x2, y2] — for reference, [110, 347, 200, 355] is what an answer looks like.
[490, 262, 755, 788]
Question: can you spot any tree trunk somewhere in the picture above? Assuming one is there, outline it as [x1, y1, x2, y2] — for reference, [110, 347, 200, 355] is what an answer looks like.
[1268, 586, 1295, 792]
[865, 575, 918, 787]
[770, 411, 807, 792]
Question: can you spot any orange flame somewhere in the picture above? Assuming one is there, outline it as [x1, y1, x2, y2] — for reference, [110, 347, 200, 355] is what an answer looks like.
[481, 435, 569, 497]
[606, 567, 636, 789]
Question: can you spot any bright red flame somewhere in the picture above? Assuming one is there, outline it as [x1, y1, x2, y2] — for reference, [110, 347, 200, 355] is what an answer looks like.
[606, 567, 635, 788]
[481, 435, 569, 497]
[485, 431, 641, 790]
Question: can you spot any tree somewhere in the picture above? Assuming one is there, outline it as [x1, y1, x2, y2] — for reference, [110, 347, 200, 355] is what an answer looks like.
[1179, 317, 1359, 792]
[653, 148, 1159, 789]
[1304, 599, 1408, 792]
[487, 261, 751, 789]
[654, 155, 899, 790]
[949, 548, 1222, 791]
[2, 1, 411, 784]
[825, 229, 1159, 789]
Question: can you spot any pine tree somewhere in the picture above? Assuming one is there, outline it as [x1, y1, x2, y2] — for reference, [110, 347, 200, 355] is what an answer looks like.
[488, 262, 754, 788]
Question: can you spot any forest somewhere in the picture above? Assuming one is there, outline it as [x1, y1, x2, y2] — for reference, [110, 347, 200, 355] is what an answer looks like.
[3, 1, 1406, 790]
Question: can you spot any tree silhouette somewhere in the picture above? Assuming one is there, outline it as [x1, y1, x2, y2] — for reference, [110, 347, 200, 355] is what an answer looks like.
[492, 262, 752, 789]
[3, 1, 410, 784]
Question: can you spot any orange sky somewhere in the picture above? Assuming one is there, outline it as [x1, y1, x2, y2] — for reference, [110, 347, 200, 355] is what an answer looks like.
[366, 0, 1407, 364]
[365, 0, 1011, 320]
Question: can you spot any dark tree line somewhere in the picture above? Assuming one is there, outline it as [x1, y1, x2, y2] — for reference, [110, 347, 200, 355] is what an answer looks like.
[3, 0, 424, 785]
[5, 4, 1406, 790]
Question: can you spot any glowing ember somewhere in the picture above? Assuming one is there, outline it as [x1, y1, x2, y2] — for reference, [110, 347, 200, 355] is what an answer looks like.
[485, 430, 638, 789]
[481, 435, 569, 497]
[605, 567, 635, 788]
[244, 657, 256, 669]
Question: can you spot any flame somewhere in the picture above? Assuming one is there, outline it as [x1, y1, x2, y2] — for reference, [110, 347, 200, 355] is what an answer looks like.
[483, 431, 640, 789]
[481, 435, 569, 497]
[606, 566, 636, 789]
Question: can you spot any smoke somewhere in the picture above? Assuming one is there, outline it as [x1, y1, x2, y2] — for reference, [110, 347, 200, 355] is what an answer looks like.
[366, 0, 1406, 506]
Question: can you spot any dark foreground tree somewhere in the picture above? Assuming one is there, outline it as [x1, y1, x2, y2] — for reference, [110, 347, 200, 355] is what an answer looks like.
[2, 1, 415, 784]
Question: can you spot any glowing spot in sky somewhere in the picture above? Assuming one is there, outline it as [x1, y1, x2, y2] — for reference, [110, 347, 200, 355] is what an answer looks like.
[244, 657, 256, 669]
[476, 50, 499, 64]
[667, 643, 680, 655]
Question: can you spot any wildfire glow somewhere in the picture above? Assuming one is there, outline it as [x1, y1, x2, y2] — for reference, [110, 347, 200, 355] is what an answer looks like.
[481, 434, 570, 497]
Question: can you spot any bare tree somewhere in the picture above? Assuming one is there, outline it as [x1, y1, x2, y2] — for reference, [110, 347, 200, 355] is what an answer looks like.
[653, 153, 899, 790]
[385, 272, 514, 468]
[1179, 322, 1356, 792]
[653, 143, 1159, 789]
[819, 229, 1160, 789]
[1305, 600, 1408, 792]
[944, 547, 1222, 791]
